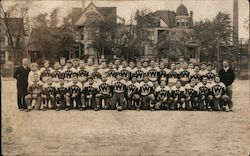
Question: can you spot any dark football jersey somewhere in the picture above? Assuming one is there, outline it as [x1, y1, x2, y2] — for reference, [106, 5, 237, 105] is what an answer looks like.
[40, 68, 51, 78]
[107, 69, 117, 78]
[64, 69, 73, 79]
[135, 69, 144, 80]
[168, 70, 178, 79]
[51, 70, 61, 79]
[179, 70, 190, 80]
[56, 85, 68, 95]
[206, 71, 215, 82]
[78, 68, 89, 77]
[98, 81, 111, 93]
[190, 73, 201, 82]
[148, 68, 158, 81]
[91, 71, 102, 79]
[113, 80, 126, 93]
[155, 86, 171, 100]
[120, 68, 130, 79]
[172, 86, 185, 98]
[127, 82, 140, 94]
[158, 69, 167, 79]
[211, 83, 225, 95]
[140, 82, 153, 96]
[69, 83, 81, 95]
[83, 83, 98, 96]
[197, 83, 211, 95]
[185, 84, 199, 97]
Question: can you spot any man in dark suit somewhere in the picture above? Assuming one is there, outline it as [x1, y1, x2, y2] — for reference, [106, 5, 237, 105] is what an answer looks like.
[14, 58, 30, 111]
[218, 60, 235, 111]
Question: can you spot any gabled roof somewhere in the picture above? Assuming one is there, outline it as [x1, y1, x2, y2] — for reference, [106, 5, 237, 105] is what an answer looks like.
[153, 10, 176, 28]
[75, 2, 117, 26]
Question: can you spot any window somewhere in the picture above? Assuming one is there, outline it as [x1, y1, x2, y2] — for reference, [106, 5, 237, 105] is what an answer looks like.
[186, 22, 189, 26]
[177, 22, 180, 26]
[81, 33, 84, 40]
[181, 22, 185, 26]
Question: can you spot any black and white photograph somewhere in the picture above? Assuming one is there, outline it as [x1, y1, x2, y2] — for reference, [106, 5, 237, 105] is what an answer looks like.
[1, 0, 249, 155]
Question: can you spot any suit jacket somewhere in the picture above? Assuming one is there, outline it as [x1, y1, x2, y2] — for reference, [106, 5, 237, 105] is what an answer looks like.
[14, 66, 30, 92]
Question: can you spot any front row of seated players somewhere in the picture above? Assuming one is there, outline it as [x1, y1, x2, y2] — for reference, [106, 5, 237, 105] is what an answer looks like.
[24, 72, 232, 112]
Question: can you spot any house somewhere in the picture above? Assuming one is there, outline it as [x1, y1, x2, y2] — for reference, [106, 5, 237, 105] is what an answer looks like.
[139, 3, 194, 59]
[0, 18, 25, 76]
[72, 2, 117, 58]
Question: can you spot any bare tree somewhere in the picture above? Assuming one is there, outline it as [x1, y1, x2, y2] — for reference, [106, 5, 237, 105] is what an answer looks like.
[0, 0, 32, 65]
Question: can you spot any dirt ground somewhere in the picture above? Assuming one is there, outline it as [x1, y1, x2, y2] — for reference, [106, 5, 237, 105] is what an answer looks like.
[2, 79, 250, 156]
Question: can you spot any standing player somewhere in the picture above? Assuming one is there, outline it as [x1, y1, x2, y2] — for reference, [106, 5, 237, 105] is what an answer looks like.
[106, 62, 117, 82]
[120, 60, 131, 82]
[63, 60, 74, 82]
[111, 73, 127, 111]
[40, 60, 52, 83]
[167, 63, 179, 87]
[206, 63, 217, 83]
[90, 64, 102, 82]
[66, 75, 82, 110]
[197, 76, 213, 110]
[59, 57, 66, 70]
[199, 62, 208, 79]
[77, 60, 89, 84]
[95, 74, 112, 110]
[126, 74, 141, 110]
[139, 74, 155, 110]
[190, 64, 201, 85]
[147, 60, 159, 87]
[25, 73, 43, 111]
[171, 81, 185, 110]
[179, 62, 190, 86]
[42, 78, 56, 110]
[135, 61, 145, 82]
[51, 62, 62, 83]
[157, 62, 168, 83]
[184, 78, 199, 110]
[155, 81, 172, 110]
[187, 63, 195, 74]
[28, 63, 41, 85]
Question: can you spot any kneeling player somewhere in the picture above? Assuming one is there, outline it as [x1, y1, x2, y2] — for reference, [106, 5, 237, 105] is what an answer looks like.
[95, 74, 112, 110]
[139, 75, 155, 110]
[111, 73, 126, 111]
[155, 80, 172, 110]
[171, 81, 185, 110]
[55, 77, 68, 111]
[126, 74, 141, 110]
[42, 78, 56, 110]
[184, 78, 199, 110]
[25, 73, 43, 111]
[66, 75, 82, 111]
[211, 76, 231, 111]
[82, 76, 98, 110]
[197, 76, 213, 111]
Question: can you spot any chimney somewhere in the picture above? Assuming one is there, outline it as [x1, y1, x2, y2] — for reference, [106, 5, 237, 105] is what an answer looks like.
[82, 0, 85, 11]
[233, 0, 239, 46]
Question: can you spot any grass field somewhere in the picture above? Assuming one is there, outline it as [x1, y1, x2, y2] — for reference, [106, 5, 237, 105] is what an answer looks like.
[2, 79, 250, 156]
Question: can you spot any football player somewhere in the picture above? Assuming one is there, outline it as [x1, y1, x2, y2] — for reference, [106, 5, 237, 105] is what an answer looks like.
[187, 63, 195, 74]
[139, 74, 155, 110]
[206, 63, 217, 83]
[98, 61, 108, 76]
[106, 62, 117, 82]
[25, 73, 43, 111]
[66, 74, 82, 110]
[77, 60, 89, 84]
[190, 64, 201, 85]
[82, 76, 99, 110]
[155, 80, 172, 110]
[42, 77, 56, 110]
[55, 77, 68, 111]
[90, 64, 102, 82]
[85, 58, 94, 73]
[120, 60, 130, 81]
[167, 63, 179, 87]
[40, 60, 52, 83]
[59, 57, 66, 70]
[197, 76, 213, 110]
[111, 72, 127, 111]
[135, 61, 145, 82]
[184, 78, 199, 110]
[63, 60, 74, 82]
[95, 74, 112, 110]
[51, 61, 62, 83]
[171, 81, 185, 110]
[179, 61, 190, 86]
[28, 63, 41, 85]
[126, 74, 141, 110]
[199, 62, 208, 79]
[148, 60, 159, 87]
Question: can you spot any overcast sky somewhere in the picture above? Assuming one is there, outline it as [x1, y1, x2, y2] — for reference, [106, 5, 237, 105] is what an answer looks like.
[3, 0, 249, 39]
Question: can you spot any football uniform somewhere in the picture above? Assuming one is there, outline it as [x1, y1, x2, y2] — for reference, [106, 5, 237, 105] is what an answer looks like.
[134, 68, 145, 82]
[155, 85, 171, 110]
[67, 81, 82, 109]
[25, 80, 43, 110]
[179, 70, 190, 86]
[77, 67, 89, 83]
[184, 83, 199, 110]
[55, 82, 69, 110]
[111, 79, 126, 110]
[197, 82, 212, 110]
[139, 81, 155, 109]
[157, 69, 168, 83]
[63, 67, 74, 82]
[82, 82, 99, 109]
[96, 80, 112, 109]
[119, 67, 131, 80]
[190, 72, 201, 84]
[51, 69, 62, 83]
[106, 68, 117, 82]
[148, 67, 159, 82]
[167, 70, 178, 87]
[171, 85, 185, 110]
[198, 69, 208, 79]
[206, 70, 217, 83]
[40, 67, 52, 82]
[90, 71, 102, 82]
[126, 81, 141, 109]
[211, 82, 227, 111]
[42, 82, 56, 109]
